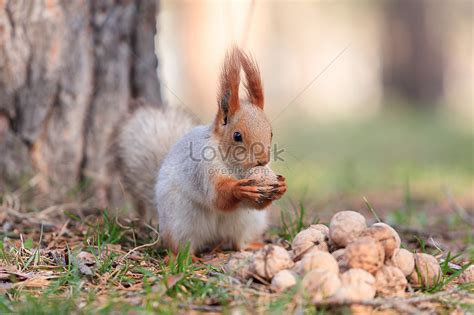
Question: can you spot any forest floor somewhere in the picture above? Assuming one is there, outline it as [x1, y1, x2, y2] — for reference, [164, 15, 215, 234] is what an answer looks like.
[1, 110, 473, 314]
[0, 189, 473, 315]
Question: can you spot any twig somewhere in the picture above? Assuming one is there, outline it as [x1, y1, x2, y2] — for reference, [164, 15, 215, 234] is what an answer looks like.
[429, 237, 445, 254]
[119, 224, 161, 260]
[144, 223, 159, 236]
[120, 238, 160, 260]
[314, 288, 464, 314]
[178, 303, 222, 313]
[114, 216, 133, 230]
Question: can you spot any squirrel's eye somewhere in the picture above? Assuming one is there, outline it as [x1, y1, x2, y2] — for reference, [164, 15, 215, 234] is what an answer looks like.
[233, 131, 243, 142]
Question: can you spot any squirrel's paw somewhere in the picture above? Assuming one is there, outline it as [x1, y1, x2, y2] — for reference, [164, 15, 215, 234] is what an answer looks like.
[233, 179, 278, 205]
[270, 175, 287, 201]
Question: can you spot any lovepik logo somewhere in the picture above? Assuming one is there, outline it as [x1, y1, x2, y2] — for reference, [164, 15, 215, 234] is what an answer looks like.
[188, 142, 285, 163]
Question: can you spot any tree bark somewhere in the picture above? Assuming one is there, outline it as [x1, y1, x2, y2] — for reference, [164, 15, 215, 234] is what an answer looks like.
[0, 0, 161, 205]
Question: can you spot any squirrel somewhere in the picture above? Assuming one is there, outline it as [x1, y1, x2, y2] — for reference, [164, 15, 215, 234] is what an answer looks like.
[115, 47, 287, 255]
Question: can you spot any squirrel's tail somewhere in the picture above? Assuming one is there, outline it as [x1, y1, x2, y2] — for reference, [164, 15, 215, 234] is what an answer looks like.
[114, 100, 196, 217]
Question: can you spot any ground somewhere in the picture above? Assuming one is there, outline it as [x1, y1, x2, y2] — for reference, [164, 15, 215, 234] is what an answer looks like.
[0, 110, 473, 314]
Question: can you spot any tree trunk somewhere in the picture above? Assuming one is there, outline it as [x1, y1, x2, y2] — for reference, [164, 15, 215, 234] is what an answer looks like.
[0, 0, 161, 205]
[381, 0, 444, 106]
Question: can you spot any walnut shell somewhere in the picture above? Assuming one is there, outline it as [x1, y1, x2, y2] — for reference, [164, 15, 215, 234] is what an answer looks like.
[458, 265, 474, 284]
[292, 228, 328, 260]
[331, 248, 345, 260]
[302, 269, 341, 302]
[225, 251, 254, 280]
[360, 223, 401, 258]
[250, 245, 294, 280]
[331, 248, 348, 272]
[246, 166, 278, 185]
[386, 248, 415, 277]
[339, 268, 376, 300]
[309, 224, 330, 239]
[345, 236, 385, 274]
[293, 250, 339, 275]
[408, 253, 441, 287]
[375, 266, 407, 297]
[292, 260, 302, 271]
[329, 211, 367, 248]
[271, 270, 298, 293]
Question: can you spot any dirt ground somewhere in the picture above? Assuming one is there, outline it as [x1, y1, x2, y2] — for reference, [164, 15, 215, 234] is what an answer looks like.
[1, 185, 473, 315]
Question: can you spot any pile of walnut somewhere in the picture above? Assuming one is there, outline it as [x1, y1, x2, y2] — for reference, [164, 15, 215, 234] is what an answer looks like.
[225, 210, 473, 302]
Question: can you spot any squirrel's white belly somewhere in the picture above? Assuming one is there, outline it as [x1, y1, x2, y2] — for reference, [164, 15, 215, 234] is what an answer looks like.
[156, 184, 267, 253]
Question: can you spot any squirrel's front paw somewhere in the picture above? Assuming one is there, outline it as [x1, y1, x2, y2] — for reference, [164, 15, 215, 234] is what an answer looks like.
[271, 175, 287, 201]
[233, 178, 281, 207]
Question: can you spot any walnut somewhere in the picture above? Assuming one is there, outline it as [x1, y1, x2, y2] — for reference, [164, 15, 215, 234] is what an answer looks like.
[334, 269, 376, 315]
[293, 250, 339, 275]
[327, 237, 338, 252]
[292, 228, 328, 260]
[271, 270, 298, 293]
[386, 248, 415, 277]
[339, 268, 376, 300]
[408, 253, 441, 287]
[292, 260, 302, 272]
[246, 166, 278, 185]
[250, 245, 294, 280]
[360, 223, 401, 258]
[225, 251, 254, 280]
[375, 266, 407, 297]
[302, 269, 341, 302]
[332, 248, 348, 272]
[331, 248, 345, 260]
[458, 265, 474, 284]
[329, 211, 367, 248]
[345, 237, 385, 274]
[309, 224, 330, 239]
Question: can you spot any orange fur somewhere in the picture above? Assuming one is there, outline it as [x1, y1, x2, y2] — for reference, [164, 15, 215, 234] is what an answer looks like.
[215, 47, 265, 128]
[215, 47, 241, 128]
[213, 176, 240, 212]
[238, 50, 264, 109]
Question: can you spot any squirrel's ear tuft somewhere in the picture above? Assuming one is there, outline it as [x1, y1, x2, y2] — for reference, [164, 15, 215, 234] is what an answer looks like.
[238, 50, 264, 109]
[219, 89, 231, 125]
[217, 47, 241, 125]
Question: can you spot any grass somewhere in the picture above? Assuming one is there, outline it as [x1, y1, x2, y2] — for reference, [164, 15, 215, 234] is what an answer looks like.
[427, 254, 473, 293]
[1, 109, 473, 314]
[279, 202, 320, 241]
[1, 204, 472, 314]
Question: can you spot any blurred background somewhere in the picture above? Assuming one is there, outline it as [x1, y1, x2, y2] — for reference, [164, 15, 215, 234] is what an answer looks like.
[0, 0, 472, 231]
[157, 0, 473, 226]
